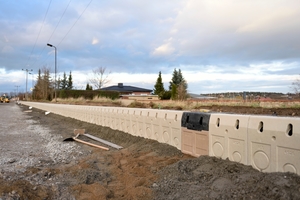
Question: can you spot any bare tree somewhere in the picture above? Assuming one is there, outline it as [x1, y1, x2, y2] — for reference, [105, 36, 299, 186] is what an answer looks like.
[292, 74, 300, 96]
[89, 67, 111, 89]
[177, 81, 188, 100]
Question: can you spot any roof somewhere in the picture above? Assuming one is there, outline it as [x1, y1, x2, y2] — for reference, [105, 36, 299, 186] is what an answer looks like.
[100, 83, 152, 93]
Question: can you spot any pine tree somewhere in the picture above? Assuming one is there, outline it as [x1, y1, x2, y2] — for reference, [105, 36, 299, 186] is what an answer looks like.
[60, 72, 68, 89]
[153, 71, 165, 99]
[171, 83, 177, 100]
[177, 69, 185, 85]
[67, 71, 73, 90]
[169, 69, 179, 90]
[33, 69, 42, 99]
[43, 68, 53, 100]
[177, 69, 188, 95]
[86, 83, 92, 90]
[169, 68, 188, 100]
[57, 76, 61, 89]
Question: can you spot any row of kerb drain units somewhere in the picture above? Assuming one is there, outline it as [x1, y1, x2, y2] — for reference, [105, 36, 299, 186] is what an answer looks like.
[20, 102, 300, 175]
[181, 112, 300, 175]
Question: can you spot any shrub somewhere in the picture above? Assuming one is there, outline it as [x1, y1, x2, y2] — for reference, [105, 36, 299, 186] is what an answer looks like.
[161, 90, 171, 100]
[56, 90, 119, 100]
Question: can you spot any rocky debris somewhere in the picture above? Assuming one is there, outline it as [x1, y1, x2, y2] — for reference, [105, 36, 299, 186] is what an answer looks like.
[153, 156, 300, 200]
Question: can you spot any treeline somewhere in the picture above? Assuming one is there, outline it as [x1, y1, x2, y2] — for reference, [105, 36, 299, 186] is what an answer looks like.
[32, 67, 74, 100]
[32, 67, 118, 101]
[201, 91, 290, 99]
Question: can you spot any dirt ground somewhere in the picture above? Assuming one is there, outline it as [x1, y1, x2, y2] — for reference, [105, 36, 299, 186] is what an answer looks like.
[1, 102, 300, 199]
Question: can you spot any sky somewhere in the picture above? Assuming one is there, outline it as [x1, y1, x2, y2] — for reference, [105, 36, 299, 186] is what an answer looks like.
[1, 0, 300, 96]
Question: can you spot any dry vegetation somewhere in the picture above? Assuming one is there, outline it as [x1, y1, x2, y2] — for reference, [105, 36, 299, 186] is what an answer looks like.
[53, 96, 123, 106]
[52, 96, 300, 109]
[150, 99, 300, 110]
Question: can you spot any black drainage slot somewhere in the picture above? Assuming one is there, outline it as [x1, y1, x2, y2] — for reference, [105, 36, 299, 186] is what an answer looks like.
[287, 124, 293, 136]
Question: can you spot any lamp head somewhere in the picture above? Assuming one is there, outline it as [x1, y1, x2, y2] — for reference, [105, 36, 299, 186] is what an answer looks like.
[47, 43, 53, 47]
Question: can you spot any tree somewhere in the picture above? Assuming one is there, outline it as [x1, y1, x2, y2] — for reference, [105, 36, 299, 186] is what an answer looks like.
[60, 72, 68, 89]
[86, 83, 93, 90]
[67, 71, 73, 90]
[89, 67, 111, 89]
[153, 71, 165, 99]
[169, 68, 188, 100]
[177, 80, 189, 100]
[169, 69, 179, 90]
[292, 74, 300, 96]
[33, 67, 53, 100]
[57, 76, 61, 90]
[171, 83, 177, 100]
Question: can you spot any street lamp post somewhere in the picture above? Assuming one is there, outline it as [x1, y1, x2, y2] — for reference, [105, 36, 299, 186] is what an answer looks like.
[22, 69, 33, 100]
[47, 43, 57, 102]
[29, 72, 33, 89]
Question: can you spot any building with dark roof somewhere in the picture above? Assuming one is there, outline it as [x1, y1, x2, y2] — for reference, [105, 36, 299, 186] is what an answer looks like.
[100, 83, 152, 95]
[100, 83, 158, 100]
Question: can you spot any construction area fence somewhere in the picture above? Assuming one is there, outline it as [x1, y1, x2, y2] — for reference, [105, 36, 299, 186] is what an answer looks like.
[21, 101, 300, 175]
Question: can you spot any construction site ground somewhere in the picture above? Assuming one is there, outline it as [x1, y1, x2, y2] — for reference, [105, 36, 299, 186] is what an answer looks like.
[1, 101, 300, 199]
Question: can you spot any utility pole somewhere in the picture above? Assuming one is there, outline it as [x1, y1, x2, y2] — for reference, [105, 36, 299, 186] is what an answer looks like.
[15, 85, 20, 99]
[22, 69, 33, 100]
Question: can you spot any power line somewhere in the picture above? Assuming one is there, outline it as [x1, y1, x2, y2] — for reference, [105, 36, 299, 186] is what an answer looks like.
[57, 0, 93, 47]
[31, 0, 72, 70]
[32, 0, 93, 70]
[24, 0, 52, 69]
[48, 0, 73, 42]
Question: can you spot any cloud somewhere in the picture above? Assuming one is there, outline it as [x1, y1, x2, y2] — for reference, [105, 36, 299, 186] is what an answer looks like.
[1, 45, 14, 53]
[236, 6, 298, 34]
[0, 0, 299, 94]
[152, 42, 175, 56]
[92, 37, 99, 45]
[164, 0, 300, 64]
[0, 68, 6, 74]
[3, 35, 9, 42]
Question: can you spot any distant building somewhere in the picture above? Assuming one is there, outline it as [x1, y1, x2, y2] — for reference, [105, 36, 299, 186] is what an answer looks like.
[100, 83, 158, 100]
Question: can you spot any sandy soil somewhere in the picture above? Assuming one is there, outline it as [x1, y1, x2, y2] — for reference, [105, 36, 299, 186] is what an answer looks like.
[1, 102, 300, 199]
